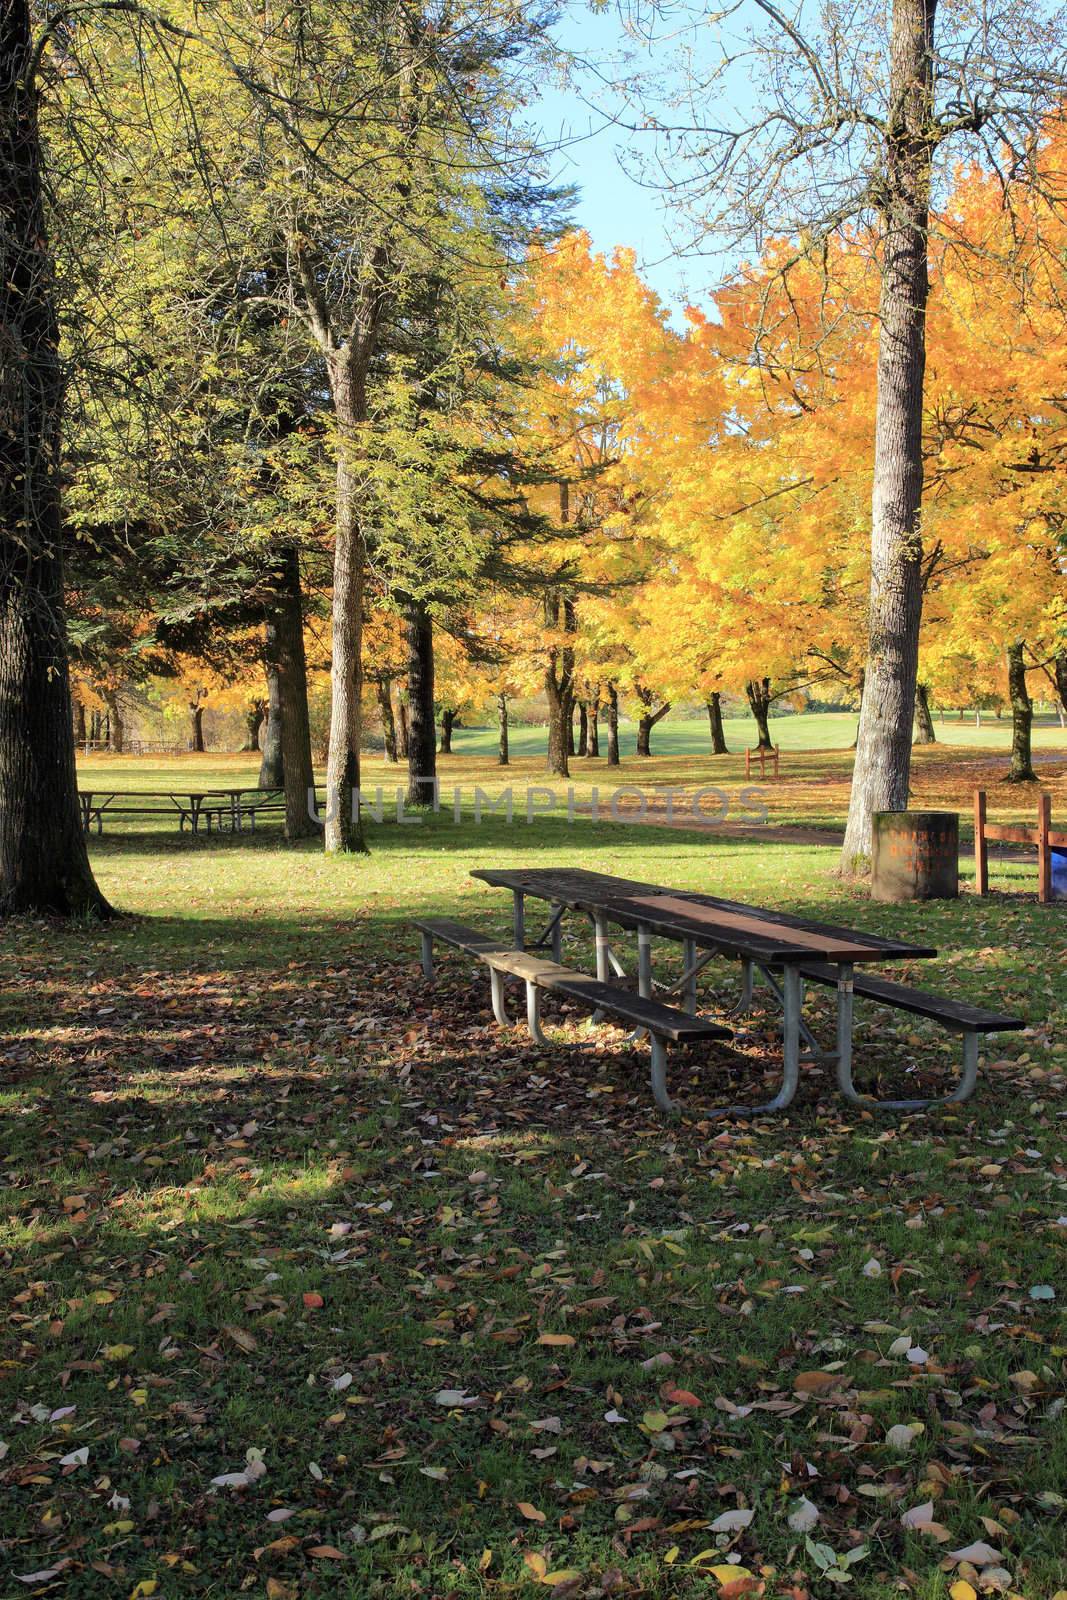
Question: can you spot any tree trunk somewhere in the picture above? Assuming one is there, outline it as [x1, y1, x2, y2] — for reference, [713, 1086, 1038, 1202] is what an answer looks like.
[745, 678, 773, 749]
[259, 663, 283, 787]
[405, 598, 436, 806]
[707, 692, 728, 754]
[913, 680, 936, 744]
[1054, 652, 1067, 719]
[376, 679, 398, 762]
[190, 702, 206, 753]
[606, 682, 620, 767]
[439, 707, 455, 754]
[74, 700, 86, 747]
[243, 698, 265, 752]
[635, 686, 671, 757]
[271, 544, 315, 838]
[323, 356, 367, 853]
[498, 691, 509, 766]
[103, 688, 125, 754]
[577, 700, 589, 757]
[0, 1, 109, 917]
[397, 695, 410, 760]
[544, 588, 575, 777]
[840, 0, 936, 873]
[588, 697, 600, 757]
[1005, 640, 1037, 782]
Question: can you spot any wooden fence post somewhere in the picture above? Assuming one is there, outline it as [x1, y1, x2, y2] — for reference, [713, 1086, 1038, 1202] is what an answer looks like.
[1037, 791, 1052, 904]
[974, 790, 988, 896]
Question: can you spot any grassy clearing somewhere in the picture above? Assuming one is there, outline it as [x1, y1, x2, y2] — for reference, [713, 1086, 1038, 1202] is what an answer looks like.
[2, 764, 1066, 1599]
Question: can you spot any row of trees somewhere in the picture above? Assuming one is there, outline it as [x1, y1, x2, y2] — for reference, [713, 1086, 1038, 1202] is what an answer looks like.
[2, 0, 1066, 915]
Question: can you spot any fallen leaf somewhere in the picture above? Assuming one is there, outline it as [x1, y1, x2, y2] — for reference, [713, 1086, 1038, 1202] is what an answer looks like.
[517, 1501, 546, 1522]
[949, 1542, 1003, 1567]
[709, 1508, 754, 1533]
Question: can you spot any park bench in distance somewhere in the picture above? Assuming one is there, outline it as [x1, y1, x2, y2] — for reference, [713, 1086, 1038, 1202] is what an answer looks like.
[413, 916, 732, 1113]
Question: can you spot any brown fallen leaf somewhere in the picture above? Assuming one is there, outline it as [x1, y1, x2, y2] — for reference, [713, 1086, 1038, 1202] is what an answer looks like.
[517, 1501, 546, 1522]
[538, 1333, 575, 1347]
[306, 1544, 345, 1559]
[792, 1371, 845, 1394]
[223, 1325, 257, 1353]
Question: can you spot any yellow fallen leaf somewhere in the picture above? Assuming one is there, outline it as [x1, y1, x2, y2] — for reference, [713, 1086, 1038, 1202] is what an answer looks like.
[103, 1344, 135, 1361]
[517, 1501, 546, 1523]
[537, 1333, 575, 1347]
[103, 1519, 135, 1535]
[950, 1584, 978, 1600]
[689, 1560, 754, 1584]
[128, 1583, 157, 1599]
[478, 1550, 492, 1572]
[664, 1546, 680, 1565]
[129, 1389, 148, 1407]
[524, 1552, 548, 1579]
[92, 1290, 116, 1305]
[544, 1571, 582, 1586]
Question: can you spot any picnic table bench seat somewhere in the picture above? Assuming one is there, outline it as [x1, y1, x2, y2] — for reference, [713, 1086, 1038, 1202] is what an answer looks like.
[413, 916, 731, 1111]
[796, 960, 1025, 1106]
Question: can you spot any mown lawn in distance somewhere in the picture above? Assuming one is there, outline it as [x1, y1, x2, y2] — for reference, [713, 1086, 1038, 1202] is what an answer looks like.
[2, 771, 1066, 1599]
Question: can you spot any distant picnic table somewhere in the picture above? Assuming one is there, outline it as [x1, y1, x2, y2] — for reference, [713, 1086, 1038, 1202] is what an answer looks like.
[79, 787, 291, 835]
[415, 866, 1023, 1116]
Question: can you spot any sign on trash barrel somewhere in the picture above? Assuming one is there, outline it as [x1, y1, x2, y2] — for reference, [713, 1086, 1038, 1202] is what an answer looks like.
[872, 811, 959, 903]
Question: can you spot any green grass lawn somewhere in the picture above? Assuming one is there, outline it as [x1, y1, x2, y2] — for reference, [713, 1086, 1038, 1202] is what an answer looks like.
[2, 790, 1066, 1598]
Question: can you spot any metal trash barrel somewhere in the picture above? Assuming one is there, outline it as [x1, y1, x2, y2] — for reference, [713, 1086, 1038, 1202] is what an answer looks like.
[871, 811, 959, 902]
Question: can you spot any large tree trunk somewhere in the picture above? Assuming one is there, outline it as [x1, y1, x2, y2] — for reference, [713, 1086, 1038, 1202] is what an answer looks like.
[913, 680, 936, 744]
[405, 599, 436, 806]
[577, 701, 589, 757]
[397, 695, 410, 760]
[745, 678, 773, 749]
[635, 685, 670, 757]
[1053, 653, 1067, 720]
[544, 590, 575, 778]
[376, 680, 398, 762]
[606, 682, 620, 767]
[588, 696, 600, 757]
[323, 357, 367, 853]
[190, 700, 206, 753]
[74, 699, 87, 747]
[840, 0, 936, 873]
[1005, 640, 1037, 782]
[0, 1, 109, 917]
[243, 698, 266, 753]
[259, 664, 283, 786]
[707, 692, 728, 754]
[497, 691, 509, 766]
[271, 544, 315, 838]
[103, 688, 125, 754]
[439, 707, 455, 754]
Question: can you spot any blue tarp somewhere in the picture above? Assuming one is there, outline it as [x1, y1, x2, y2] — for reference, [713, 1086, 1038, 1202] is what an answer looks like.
[1052, 848, 1067, 901]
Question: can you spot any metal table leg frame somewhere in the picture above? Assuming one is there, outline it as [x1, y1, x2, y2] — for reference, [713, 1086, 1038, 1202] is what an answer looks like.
[835, 1013, 982, 1112]
[649, 1034, 677, 1113]
[489, 967, 511, 1027]
[531, 903, 565, 958]
[512, 891, 525, 951]
[757, 963, 827, 1059]
[706, 963, 802, 1119]
[420, 932, 434, 979]
[727, 959, 756, 1016]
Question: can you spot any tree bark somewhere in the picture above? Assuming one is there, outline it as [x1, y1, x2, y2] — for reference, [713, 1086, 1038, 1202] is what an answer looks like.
[1005, 640, 1037, 782]
[243, 698, 266, 752]
[396, 695, 410, 760]
[707, 692, 728, 754]
[405, 598, 436, 806]
[323, 355, 367, 852]
[259, 664, 283, 786]
[190, 698, 206, 753]
[606, 682, 620, 767]
[74, 699, 87, 747]
[0, 0, 109, 916]
[103, 688, 125, 754]
[439, 707, 455, 754]
[913, 680, 936, 744]
[271, 544, 315, 838]
[635, 685, 671, 757]
[588, 698, 600, 757]
[497, 691, 509, 765]
[544, 589, 575, 777]
[746, 678, 774, 749]
[577, 700, 589, 757]
[376, 679, 398, 762]
[1054, 653, 1067, 719]
[840, 0, 936, 872]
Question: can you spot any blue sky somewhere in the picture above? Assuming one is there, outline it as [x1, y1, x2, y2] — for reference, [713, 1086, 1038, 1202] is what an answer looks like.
[527, 4, 714, 315]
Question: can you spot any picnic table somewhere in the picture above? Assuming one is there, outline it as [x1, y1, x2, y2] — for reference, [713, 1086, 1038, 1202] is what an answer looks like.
[470, 866, 939, 1115]
[79, 787, 287, 835]
[412, 866, 1022, 1116]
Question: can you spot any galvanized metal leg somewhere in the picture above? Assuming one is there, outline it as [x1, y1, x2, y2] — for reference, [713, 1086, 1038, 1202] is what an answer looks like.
[513, 890, 525, 950]
[728, 959, 755, 1016]
[835, 963, 854, 1086]
[420, 932, 434, 979]
[955, 1033, 980, 1103]
[595, 915, 610, 983]
[758, 964, 824, 1057]
[706, 962, 801, 1120]
[526, 981, 548, 1045]
[649, 1034, 676, 1113]
[637, 924, 653, 998]
[489, 966, 510, 1026]
[836, 1023, 983, 1112]
[683, 938, 697, 1015]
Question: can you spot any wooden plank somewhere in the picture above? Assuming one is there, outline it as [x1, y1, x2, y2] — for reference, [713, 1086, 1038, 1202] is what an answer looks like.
[481, 950, 732, 1041]
[1038, 792, 1052, 904]
[610, 894, 919, 963]
[983, 823, 1041, 845]
[670, 890, 933, 956]
[798, 962, 1024, 1031]
[974, 790, 988, 896]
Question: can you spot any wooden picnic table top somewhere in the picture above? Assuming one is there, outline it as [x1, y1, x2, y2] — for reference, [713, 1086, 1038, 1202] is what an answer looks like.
[79, 787, 284, 799]
[471, 867, 936, 966]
